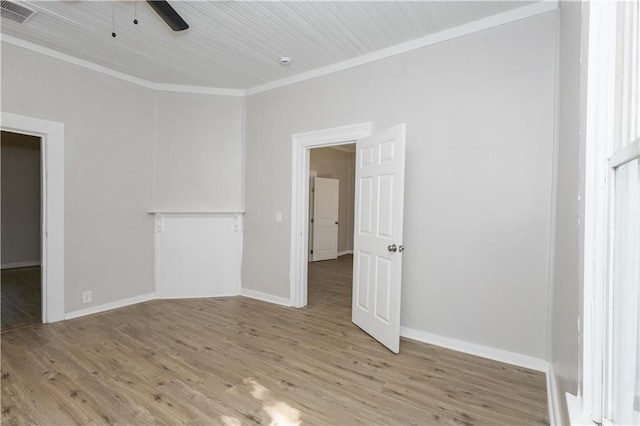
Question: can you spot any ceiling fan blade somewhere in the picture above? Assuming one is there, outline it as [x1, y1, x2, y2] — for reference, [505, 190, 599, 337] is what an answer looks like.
[146, 1, 188, 32]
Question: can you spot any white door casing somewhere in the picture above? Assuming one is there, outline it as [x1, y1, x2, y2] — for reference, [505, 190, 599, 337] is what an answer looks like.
[352, 123, 407, 353]
[290, 122, 372, 308]
[1, 112, 65, 323]
[311, 177, 339, 261]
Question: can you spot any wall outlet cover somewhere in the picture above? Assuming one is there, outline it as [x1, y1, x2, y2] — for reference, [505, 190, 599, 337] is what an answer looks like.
[82, 291, 92, 303]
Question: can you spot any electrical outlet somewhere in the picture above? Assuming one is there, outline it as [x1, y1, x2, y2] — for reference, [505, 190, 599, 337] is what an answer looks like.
[82, 291, 92, 303]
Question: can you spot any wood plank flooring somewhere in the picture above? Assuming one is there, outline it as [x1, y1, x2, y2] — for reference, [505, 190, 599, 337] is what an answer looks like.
[1, 255, 548, 425]
[1, 267, 42, 332]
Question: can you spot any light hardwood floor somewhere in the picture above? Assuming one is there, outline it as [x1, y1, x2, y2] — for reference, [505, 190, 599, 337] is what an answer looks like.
[1, 267, 42, 332]
[1, 255, 548, 425]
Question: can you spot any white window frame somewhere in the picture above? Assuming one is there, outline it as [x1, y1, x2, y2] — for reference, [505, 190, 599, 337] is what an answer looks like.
[582, 1, 639, 424]
[603, 137, 640, 425]
[582, 2, 617, 421]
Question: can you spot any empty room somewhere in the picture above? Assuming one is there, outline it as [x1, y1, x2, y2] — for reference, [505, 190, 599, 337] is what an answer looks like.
[1, 1, 638, 425]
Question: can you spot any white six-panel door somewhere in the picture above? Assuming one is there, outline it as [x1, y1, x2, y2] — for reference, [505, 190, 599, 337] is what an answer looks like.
[352, 124, 406, 353]
[312, 177, 339, 261]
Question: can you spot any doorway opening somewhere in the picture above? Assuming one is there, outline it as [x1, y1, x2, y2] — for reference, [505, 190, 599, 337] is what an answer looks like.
[291, 122, 407, 353]
[1, 131, 42, 331]
[1, 112, 65, 324]
[289, 122, 372, 309]
[307, 144, 356, 310]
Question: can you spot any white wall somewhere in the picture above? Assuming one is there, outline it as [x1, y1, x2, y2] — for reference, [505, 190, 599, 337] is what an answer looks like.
[1, 43, 155, 313]
[1, 131, 41, 267]
[243, 13, 558, 359]
[155, 214, 242, 299]
[551, 2, 585, 423]
[310, 147, 355, 253]
[154, 92, 244, 211]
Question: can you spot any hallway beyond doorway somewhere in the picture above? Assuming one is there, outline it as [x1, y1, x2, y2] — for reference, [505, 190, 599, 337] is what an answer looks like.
[1, 266, 41, 332]
[308, 254, 353, 312]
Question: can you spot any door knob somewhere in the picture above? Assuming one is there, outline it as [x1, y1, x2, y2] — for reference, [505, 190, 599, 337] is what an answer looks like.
[387, 244, 397, 253]
[399, 245, 405, 253]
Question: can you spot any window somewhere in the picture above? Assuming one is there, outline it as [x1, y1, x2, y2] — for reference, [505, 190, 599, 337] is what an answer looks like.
[583, 1, 639, 425]
[609, 152, 639, 425]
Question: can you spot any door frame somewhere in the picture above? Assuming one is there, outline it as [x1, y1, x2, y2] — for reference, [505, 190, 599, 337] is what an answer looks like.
[289, 122, 372, 307]
[1, 112, 65, 323]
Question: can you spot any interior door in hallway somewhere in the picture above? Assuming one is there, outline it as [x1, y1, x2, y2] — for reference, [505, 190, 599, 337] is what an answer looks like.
[311, 177, 339, 261]
[352, 123, 406, 353]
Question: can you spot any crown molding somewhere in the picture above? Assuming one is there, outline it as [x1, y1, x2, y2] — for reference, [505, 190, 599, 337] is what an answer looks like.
[0, 34, 245, 97]
[245, 1, 558, 96]
[1, 1, 557, 99]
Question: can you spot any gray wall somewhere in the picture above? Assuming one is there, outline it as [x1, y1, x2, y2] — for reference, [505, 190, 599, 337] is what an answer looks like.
[310, 146, 355, 253]
[1, 131, 41, 267]
[1, 43, 155, 312]
[154, 92, 244, 211]
[1, 42, 244, 313]
[1, 9, 575, 373]
[243, 13, 558, 359]
[551, 1, 585, 422]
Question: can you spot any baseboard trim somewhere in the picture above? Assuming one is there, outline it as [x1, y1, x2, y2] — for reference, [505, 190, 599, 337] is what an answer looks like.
[547, 364, 562, 426]
[241, 288, 291, 307]
[1, 261, 41, 269]
[64, 292, 156, 320]
[337, 250, 354, 256]
[400, 326, 548, 372]
[64, 288, 291, 320]
[157, 292, 239, 300]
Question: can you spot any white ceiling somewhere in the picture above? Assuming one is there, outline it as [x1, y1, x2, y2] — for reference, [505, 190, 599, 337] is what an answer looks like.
[1, 1, 540, 90]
